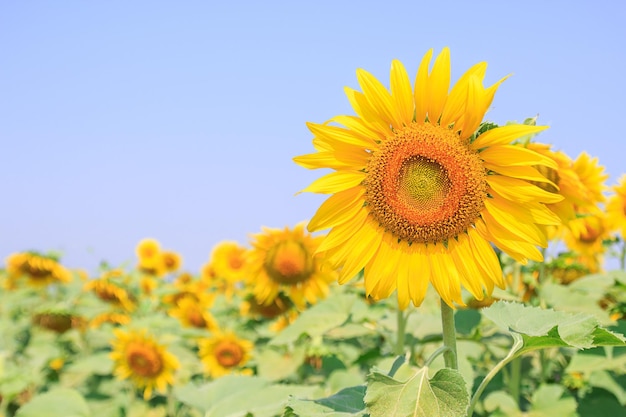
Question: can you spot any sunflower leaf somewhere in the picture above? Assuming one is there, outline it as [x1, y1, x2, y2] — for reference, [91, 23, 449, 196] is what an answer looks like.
[15, 388, 91, 417]
[269, 293, 355, 346]
[364, 367, 469, 417]
[481, 301, 626, 355]
[284, 386, 367, 417]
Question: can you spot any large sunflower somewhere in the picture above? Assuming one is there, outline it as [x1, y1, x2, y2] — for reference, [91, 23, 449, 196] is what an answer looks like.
[607, 174, 626, 240]
[198, 331, 253, 378]
[247, 223, 337, 309]
[294, 48, 562, 308]
[110, 329, 180, 399]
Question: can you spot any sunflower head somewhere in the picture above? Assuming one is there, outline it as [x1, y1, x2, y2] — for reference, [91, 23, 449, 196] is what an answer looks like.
[161, 251, 183, 273]
[168, 297, 218, 330]
[563, 214, 610, 273]
[5, 252, 72, 288]
[110, 329, 180, 399]
[33, 311, 86, 334]
[248, 224, 337, 309]
[294, 48, 563, 308]
[208, 241, 249, 281]
[84, 270, 137, 311]
[198, 331, 253, 378]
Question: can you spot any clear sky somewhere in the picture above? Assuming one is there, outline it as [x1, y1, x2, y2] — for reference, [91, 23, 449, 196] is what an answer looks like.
[2, 1, 625, 274]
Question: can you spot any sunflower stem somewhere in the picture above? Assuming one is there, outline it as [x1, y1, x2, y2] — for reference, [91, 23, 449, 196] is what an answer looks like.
[619, 240, 626, 271]
[440, 300, 457, 370]
[394, 307, 407, 356]
[508, 356, 522, 407]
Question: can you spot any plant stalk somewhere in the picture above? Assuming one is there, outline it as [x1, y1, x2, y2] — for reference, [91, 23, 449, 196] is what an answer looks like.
[395, 307, 407, 356]
[440, 300, 458, 370]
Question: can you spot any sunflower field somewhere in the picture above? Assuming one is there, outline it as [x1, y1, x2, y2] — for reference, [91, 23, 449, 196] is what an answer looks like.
[2, 48, 626, 417]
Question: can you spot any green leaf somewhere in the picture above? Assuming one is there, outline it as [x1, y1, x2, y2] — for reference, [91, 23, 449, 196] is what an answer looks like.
[454, 309, 481, 335]
[483, 391, 523, 417]
[577, 388, 626, 416]
[314, 385, 366, 412]
[528, 384, 577, 417]
[364, 367, 468, 417]
[15, 388, 91, 417]
[256, 346, 307, 382]
[270, 293, 354, 345]
[174, 375, 316, 417]
[482, 301, 626, 354]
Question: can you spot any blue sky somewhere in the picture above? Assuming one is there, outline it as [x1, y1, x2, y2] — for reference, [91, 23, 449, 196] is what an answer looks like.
[2, 1, 625, 273]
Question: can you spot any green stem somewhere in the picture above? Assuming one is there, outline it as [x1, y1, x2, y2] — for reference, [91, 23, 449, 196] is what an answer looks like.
[508, 356, 522, 407]
[394, 308, 407, 356]
[620, 240, 625, 271]
[440, 300, 457, 370]
[467, 338, 523, 417]
[424, 345, 450, 367]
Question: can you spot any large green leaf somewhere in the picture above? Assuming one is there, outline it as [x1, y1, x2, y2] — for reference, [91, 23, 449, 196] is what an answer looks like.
[364, 367, 468, 417]
[482, 301, 626, 355]
[15, 388, 91, 417]
[270, 293, 355, 345]
[174, 375, 317, 417]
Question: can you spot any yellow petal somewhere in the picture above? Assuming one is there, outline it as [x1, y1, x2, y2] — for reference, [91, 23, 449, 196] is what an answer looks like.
[307, 122, 375, 148]
[414, 49, 433, 123]
[487, 175, 563, 204]
[308, 187, 365, 231]
[344, 87, 393, 136]
[461, 74, 509, 139]
[299, 170, 365, 194]
[483, 201, 547, 247]
[484, 163, 558, 185]
[480, 145, 559, 168]
[440, 62, 487, 129]
[390, 59, 414, 126]
[426, 47, 451, 122]
[405, 245, 430, 307]
[332, 115, 385, 143]
[316, 208, 368, 253]
[471, 124, 548, 150]
[357, 68, 401, 129]
[337, 221, 383, 284]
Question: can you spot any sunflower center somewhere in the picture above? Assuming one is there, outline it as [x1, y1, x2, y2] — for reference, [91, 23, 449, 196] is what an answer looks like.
[126, 343, 163, 377]
[188, 309, 207, 328]
[365, 122, 487, 244]
[228, 255, 244, 270]
[214, 341, 244, 368]
[264, 240, 313, 285]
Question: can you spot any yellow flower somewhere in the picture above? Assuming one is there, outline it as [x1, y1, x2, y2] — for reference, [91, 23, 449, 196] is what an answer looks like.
[136, 238, 165, 276]
[90, 312, 131, 328]
[161, 251, 183, 273]
[84, 270, 136, 311]
[5, 252, 72, 288]
[563, 214, 610, 273]
[240, 292, 298, 331]
[247, 224, 337, 309]
[168, 298, 218, 330]
[198, 331, 253, 378]
[527, 145, 606, 236]
[294, 48, 562, 308]
[49, 358, 65, 371]
[607, 174, 626, 240]
[161, 280, 213, 307]
[208, 241, 249, 281]
[110, 329, 180, 399]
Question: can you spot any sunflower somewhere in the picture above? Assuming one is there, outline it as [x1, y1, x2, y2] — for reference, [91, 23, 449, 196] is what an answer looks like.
[136, 238, 165, 276]
[161, 280, 213, 307]
[607, 174, 626, 240]
[5, 252, 72, 288]
[168, 297, 218, 330]
[33, 311, 86, 333]
[240, 292, 298, 331]
[90, 312, 131, 328]
[84, 270, 136, 311]
[247, 224, 337, 309]
[563, 214, 610, 273]
[198, 331, 253, 378]
[208, 241, 249, 281]
[294, 48, 562, 308]
[110, 329, 180, 399]
[161, 251, 183, 274]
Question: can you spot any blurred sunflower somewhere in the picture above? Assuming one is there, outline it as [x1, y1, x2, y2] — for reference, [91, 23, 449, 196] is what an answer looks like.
[240, 292, 298, 331]
[161, 280, 213, 307]
[563, 214, 610, 273]
[5, 252, 72, 288]
[90, 312, 131, 328]
[198, 331, 253, 378]
[84, 270, 136, 311]
[33, 310, 86, 334]
[168, 297, 218, 330]
[110, 329, 180, 399]
[161, 250, 183, 274]
[248, 224, 337, 309]
[607, 174, 626, 240]
[294, 48, 563, 308]
[209, 241, 248, 280]
[136, 238, 165, 276]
